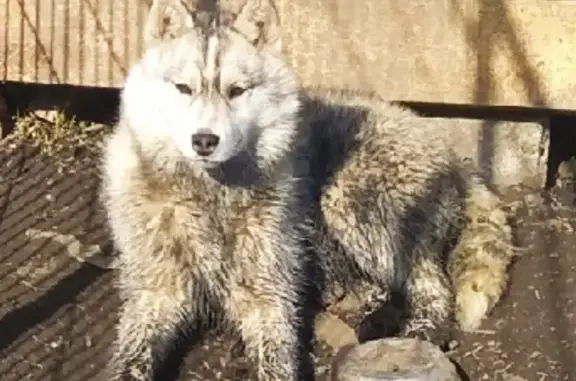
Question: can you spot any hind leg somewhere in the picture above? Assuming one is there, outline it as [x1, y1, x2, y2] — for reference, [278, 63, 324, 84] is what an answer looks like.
[320, 207, 454, 346]
[399, 255, 455, 346]
[318, 228, 455, 347]
[351, 256, 454, 347]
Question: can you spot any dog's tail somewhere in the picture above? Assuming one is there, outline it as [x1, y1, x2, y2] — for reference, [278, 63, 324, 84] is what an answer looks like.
[449, 172, 517, 332]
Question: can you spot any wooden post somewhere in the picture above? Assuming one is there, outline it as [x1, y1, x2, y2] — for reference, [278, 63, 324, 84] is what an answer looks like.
[331, 337, 461, 381]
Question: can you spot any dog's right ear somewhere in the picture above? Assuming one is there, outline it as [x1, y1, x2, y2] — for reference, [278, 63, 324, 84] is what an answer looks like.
[144, 0, 196, 48]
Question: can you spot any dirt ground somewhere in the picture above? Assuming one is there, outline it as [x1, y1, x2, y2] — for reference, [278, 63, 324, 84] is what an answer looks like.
[0, 118, 575, 381]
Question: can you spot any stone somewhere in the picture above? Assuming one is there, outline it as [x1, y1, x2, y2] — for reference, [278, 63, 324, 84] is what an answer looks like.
[331, 337, 461, 381]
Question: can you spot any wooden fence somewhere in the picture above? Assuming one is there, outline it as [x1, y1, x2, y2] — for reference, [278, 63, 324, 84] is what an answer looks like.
[2, 0, 576, 109]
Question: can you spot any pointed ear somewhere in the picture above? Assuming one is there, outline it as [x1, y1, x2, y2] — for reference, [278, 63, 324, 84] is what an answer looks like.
[144, 0, 197, 48]
[233, 0, 282, 54]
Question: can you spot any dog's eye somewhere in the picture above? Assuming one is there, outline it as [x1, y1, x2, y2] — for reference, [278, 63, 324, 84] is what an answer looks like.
[174, 83, 193, 95]
[227, 86, 246, 99]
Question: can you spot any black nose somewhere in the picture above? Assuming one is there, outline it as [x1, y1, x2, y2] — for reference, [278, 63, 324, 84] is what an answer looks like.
[191, 133, 220, 156]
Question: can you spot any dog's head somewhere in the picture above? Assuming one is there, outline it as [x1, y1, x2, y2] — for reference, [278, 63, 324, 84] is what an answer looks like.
[121, 0, 300, 171]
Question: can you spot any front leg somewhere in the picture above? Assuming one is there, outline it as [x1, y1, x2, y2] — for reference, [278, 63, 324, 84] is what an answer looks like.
[107, 287, 193, 381]
[227, 225, 311, 381]
[229, 287, 303, 380]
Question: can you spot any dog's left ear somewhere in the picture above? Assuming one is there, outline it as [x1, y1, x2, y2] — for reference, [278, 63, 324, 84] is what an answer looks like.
[233, 0, 282, 55]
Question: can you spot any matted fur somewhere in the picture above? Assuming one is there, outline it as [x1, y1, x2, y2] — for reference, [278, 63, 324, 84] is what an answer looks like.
[100, 0, 517, 380]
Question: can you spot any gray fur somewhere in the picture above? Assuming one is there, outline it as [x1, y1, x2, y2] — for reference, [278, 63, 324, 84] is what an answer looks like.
[101, 1, 517, 380]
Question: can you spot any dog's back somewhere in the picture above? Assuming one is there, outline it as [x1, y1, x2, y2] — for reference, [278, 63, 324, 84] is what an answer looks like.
[300, 87, 516, 342]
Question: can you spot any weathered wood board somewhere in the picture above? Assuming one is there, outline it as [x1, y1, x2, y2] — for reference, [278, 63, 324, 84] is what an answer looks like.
[2, 0, 576, 109]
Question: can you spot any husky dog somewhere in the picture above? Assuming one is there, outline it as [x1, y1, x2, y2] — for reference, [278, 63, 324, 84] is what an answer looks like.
[100, 0, 516, 380]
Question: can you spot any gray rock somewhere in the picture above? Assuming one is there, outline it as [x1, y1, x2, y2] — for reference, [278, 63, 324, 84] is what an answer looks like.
[331, 337, 461, 381]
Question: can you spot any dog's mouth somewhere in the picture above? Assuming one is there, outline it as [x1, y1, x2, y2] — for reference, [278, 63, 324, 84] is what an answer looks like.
[196, 159, 222, 168]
